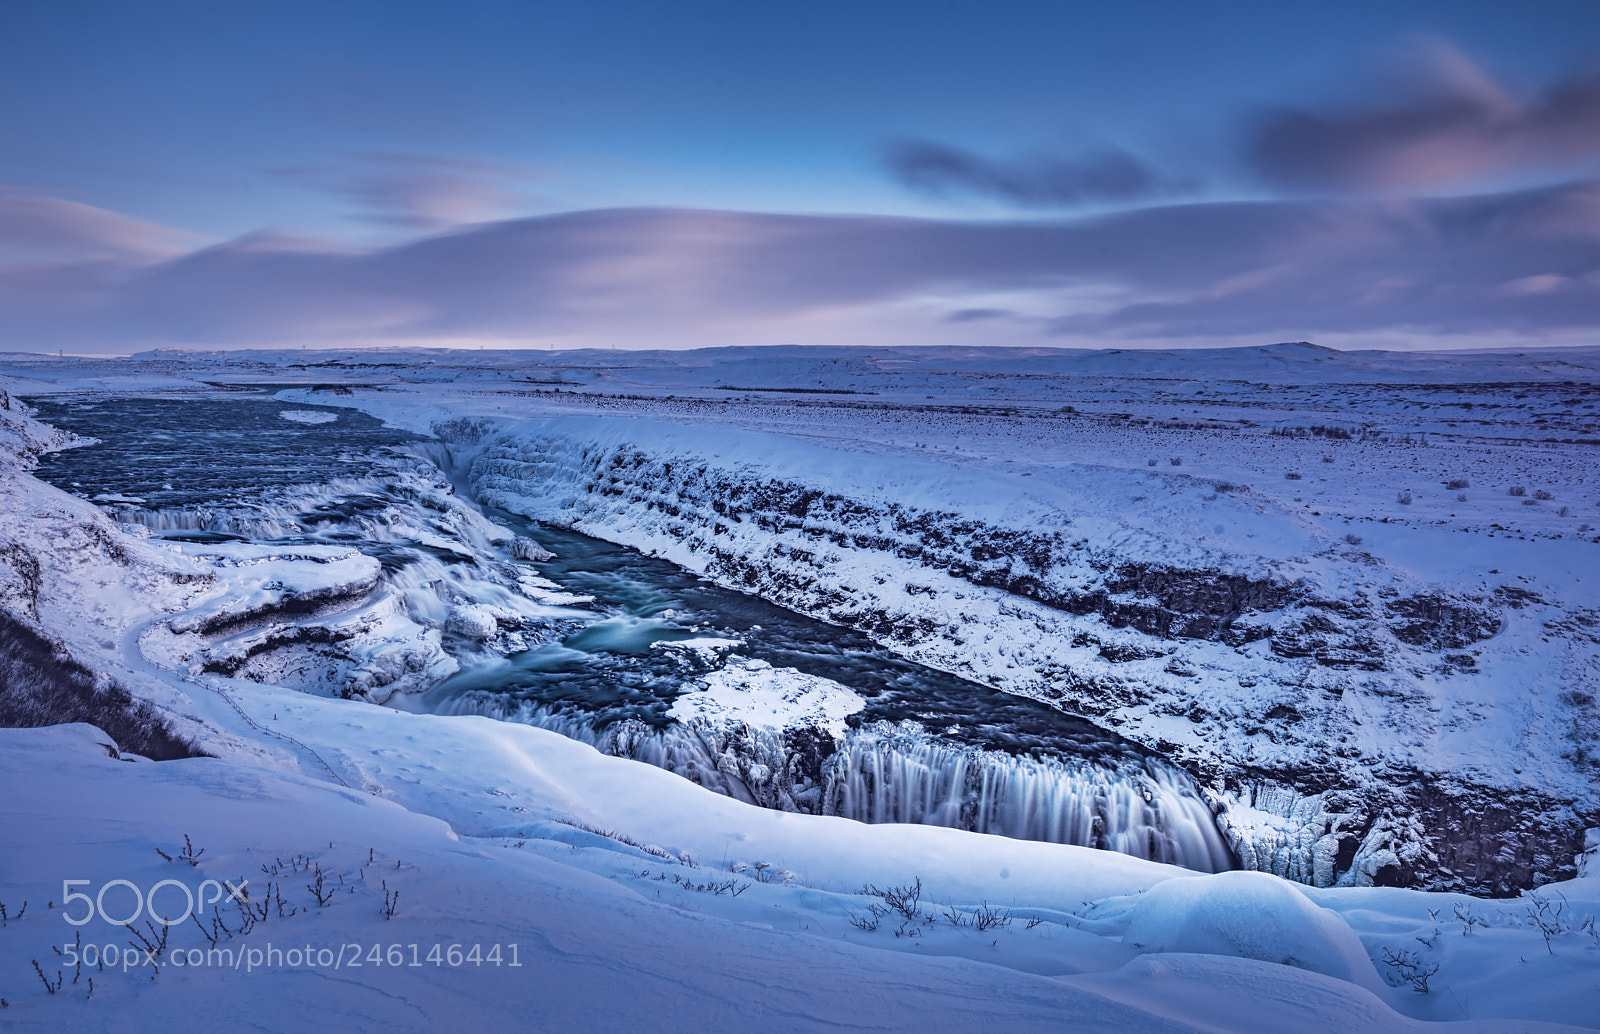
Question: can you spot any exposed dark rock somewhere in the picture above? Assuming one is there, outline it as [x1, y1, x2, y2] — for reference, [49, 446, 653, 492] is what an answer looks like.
[1099, 640, 1168, 663]
[0, 543, 42, 619]
[1377, 775, 1589, 896]
[1387, 594, 1501, 650]
[0, 609, 205, 760]
[1270, 612, 1343, 657]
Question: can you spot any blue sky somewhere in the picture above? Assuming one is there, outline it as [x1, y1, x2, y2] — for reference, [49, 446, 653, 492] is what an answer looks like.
[2, 0, 1598, 351]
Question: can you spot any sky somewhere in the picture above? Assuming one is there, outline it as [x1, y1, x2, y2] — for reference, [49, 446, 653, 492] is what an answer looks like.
[2, 0, 1599, 353]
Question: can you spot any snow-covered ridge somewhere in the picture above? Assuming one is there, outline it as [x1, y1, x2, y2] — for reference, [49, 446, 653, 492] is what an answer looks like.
[447, 413, 1594, 894]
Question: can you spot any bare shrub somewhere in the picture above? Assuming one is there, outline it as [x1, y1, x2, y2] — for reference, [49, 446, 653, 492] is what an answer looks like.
[847, 905, 885, 932]
[307, 864, 334, 907]
[1445, 479, 1470, 490]
[1509, 486, 1527, 497]
[124, 919, 170, 968]
[1379, 947, 1438, 993]
[31, 960, 62, 995]
[1169, 457, 1182, 466]
[1397, 491, 1413, 505]
[154, 834, 205, 867]
[1526, 892, 1569, 955]
[559, 821, 678, 861]
[1454, 901, 1488, 935]
[1284, 472, 1302, 480]
[971, 902, 1013, 931]
[862, 878, 925, 922]
[1344, 533, 1362, 546]
[1534, 489, 1554, 501]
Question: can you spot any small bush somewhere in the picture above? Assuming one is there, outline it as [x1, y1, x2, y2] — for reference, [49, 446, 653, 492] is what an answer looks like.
[1509, 486, 1527, 497]
[847, 906, 885, 932]
[1534, 489, 1554, 501]
[1397, 491, 1413, 505]
[1147, 459, 1157, 467]
[945, 902, 1014, 931]
[1321, 455, 1335, 463]
[1344, 533, 1362, 546]
[1169, 457, 1182, 466]
[1285, 472, 1302, 480]
[862, 878, 924, 922]
[1445, 479, 1470, 490]
[1524, 499, 1538, 506]
[1457, 493, 1467, 502]
[1526, 892, 1569, 955]
[1380, 947, 1438, 993]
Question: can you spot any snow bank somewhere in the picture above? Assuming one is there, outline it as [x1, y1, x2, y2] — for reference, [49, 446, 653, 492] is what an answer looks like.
[277, 409, 340, 425]
[668, 657, 864, 736]
[1106, 870, 1387, 994]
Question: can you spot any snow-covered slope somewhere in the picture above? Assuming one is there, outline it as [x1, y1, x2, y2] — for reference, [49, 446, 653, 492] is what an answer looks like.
[2, 710, 1596, 1031]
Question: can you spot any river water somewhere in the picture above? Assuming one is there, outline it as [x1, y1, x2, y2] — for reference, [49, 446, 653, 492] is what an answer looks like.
[30, 392, 1237, 872]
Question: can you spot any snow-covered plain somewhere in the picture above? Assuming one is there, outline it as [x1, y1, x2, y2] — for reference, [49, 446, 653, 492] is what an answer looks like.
[2, 345, 1598, 1031]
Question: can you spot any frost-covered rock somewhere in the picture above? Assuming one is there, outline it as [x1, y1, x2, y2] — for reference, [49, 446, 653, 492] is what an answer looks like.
[649, 636, 744, 673]
[446, 604, 499, 639]
[668, 658, 863, 737]
[510, 535, 554, 561]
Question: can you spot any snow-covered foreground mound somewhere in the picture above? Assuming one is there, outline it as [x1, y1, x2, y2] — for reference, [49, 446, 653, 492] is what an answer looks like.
[2, 714, 1595, 1032]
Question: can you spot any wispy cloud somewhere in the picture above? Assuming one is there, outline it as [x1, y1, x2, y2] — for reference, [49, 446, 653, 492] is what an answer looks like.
[0, 186, 206, 266]
[278, 153, 537, 232]
[882, 140, 1184, 208]
[1245, 40, 1600, 194]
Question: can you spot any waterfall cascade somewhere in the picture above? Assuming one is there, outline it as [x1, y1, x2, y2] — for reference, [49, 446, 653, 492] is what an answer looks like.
[442, 692, 1236, 873]
[826, 724, 1235, 871]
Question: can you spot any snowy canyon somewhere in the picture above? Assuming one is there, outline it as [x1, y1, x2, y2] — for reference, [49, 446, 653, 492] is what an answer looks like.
[1, 344, 1597, 1030]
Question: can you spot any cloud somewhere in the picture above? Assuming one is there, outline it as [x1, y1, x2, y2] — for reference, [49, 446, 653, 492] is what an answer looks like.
[1246, 41, 1600, 193]
[0, 186, 205, 266]
[279, 153, 536, 231]
[2, 181, 1597, 351]
[944, 308, 1013, 323]
[883, 140, 1179, 208]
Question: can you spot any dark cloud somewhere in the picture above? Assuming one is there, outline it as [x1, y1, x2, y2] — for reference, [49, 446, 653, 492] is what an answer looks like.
[2, 181, 1597, 350]
[1246, 43, 1600, 193]
[883, 140, 1177, 208]
[944, 308, 1013, 323]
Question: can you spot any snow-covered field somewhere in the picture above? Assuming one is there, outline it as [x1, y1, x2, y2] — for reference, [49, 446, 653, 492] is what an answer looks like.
[2, 345, 1598, 1030]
